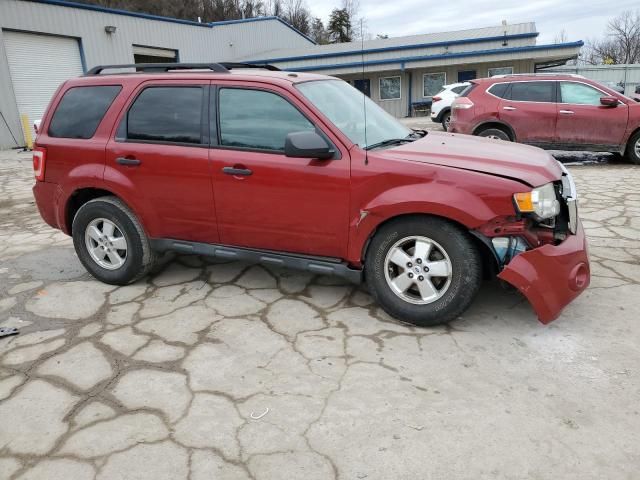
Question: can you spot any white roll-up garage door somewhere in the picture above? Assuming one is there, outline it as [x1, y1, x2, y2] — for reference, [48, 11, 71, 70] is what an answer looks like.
[3, 31, 84, 142]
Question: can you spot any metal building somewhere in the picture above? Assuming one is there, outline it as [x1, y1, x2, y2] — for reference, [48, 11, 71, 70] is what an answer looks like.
[0, 0, 315, 149]
[241, 23, 583, 118]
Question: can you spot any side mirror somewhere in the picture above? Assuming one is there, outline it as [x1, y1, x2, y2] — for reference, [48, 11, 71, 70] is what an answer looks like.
[600, 96, 618, 107]
[285, 131, 334, 160]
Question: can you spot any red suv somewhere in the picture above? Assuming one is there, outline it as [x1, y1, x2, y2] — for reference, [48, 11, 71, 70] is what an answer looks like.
[32, 63, 590, 326]
[449, 74, 640, 164]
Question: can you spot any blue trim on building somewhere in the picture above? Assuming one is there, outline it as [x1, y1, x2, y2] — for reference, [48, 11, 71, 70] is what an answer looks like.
[273, 41, 585, 72]
[28, 0, 316, 44]
[248, 32, 540, 63]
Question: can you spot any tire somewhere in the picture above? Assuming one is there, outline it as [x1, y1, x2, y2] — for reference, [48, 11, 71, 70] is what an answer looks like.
[625, 131, 640, 165]
[364, 216, 482, 327]
[477, 127, 511, 141]
[72, 196, 155, 285]
[441, 111, 451, 131]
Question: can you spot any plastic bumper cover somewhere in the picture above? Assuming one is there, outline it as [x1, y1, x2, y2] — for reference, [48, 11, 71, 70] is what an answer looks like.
[497, 221, 590, 324]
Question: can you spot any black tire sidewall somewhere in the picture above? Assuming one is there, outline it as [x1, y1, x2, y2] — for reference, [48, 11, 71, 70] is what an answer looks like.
[626, 132, 640, 165]
[365, 218, 482, 327]
[442, 112, 451, 131]
[72, 200, 145, 285]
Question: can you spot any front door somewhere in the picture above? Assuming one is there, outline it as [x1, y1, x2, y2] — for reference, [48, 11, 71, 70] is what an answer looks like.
[104, 81, 217, 243]
[499, 81, 557, 144]
[555, 81, 629, 147]
[208, 83, 350, 259]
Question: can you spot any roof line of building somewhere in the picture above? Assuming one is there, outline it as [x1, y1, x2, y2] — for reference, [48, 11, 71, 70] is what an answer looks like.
[28, 0, 317, 44]
[269, 41, 584, 72]
[250, 32, 540, 63]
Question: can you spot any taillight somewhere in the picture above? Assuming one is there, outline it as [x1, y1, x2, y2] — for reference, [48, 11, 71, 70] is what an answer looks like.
[33, 147, 46, 181]
[432, 96, 442, 102]
[452, 97, 474, 110]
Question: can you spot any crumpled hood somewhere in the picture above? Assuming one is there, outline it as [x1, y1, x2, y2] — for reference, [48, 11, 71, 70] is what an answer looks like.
[373, 131, 563, 187]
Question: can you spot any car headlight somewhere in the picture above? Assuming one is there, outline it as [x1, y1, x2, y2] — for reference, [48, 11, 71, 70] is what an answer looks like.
[513, 183, 560, 219]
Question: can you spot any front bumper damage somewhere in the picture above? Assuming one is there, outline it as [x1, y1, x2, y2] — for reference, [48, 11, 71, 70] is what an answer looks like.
[498, 221, 590, 324]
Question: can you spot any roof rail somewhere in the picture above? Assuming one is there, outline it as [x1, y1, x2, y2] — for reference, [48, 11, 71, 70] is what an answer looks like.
[86, 62, 280, 75]
[220, 62, 281, 71]
[491, 72, 585, 79]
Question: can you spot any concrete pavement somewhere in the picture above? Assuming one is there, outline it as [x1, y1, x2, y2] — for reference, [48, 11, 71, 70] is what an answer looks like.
[1, 149, 639, 480]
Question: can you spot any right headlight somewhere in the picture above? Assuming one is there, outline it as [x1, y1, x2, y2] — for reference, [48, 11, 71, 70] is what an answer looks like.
[513, 182, 560, 220]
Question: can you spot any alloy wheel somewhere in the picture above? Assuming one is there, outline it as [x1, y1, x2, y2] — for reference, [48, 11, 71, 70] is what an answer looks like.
[383, 235, 453, 304]
[84, 218, 128, 270]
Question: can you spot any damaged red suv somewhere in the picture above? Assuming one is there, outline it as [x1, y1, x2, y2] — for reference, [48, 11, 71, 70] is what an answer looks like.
[32, 63, 589, 326]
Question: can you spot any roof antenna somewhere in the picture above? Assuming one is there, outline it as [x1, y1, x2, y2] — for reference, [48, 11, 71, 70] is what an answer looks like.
[360, 19, 368, 165]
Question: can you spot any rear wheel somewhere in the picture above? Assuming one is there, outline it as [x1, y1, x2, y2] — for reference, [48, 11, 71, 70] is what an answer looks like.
[364, 216, 482, 327]
[72, 196, 155, 285]
[477, 127, 511, 141]
[625, 131, 640, 165]
[441, 111, 451, 131]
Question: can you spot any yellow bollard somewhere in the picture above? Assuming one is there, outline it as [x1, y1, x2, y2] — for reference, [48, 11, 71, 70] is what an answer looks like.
[21, 114, 33, 150]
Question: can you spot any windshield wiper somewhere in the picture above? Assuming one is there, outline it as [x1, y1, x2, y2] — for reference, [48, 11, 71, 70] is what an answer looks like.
[411, 128, 428, 138]
[365, 137, 414, 151]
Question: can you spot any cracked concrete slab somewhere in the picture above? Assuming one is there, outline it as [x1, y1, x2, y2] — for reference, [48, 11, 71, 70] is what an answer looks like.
[1, 151, 640, 479]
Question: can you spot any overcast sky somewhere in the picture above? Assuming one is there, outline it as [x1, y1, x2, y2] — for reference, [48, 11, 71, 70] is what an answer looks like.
[307, 0, 640, 44]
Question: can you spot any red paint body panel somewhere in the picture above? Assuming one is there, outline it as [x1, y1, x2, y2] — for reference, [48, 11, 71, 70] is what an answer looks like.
[555, 103, 628, 145]
[498, 221, 590, 323]
[499, 98, 557, 143]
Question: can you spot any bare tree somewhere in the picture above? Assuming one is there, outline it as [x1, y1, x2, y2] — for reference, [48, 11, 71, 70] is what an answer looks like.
[283, 0, 310, 35]
[554, 29, 567, 44]
[583, 10, 640, 64]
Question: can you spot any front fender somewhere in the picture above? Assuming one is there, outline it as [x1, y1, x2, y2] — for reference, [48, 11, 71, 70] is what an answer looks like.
[347, 182, 513, 265]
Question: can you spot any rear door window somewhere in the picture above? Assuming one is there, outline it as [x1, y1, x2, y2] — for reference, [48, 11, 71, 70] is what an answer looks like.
[49, 85, 121, 139]
[126, 86, 204, 144]
[451, 85, 467, 95]
[217, 88, 314, 152]
[509, 81, 555, 103]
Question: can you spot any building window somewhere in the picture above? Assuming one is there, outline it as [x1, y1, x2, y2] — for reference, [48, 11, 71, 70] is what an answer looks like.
[379, 76, 401, 100]
[423, 72, 446, 97]
[488, 66, 514, 77]
[354, 78, 371, 97]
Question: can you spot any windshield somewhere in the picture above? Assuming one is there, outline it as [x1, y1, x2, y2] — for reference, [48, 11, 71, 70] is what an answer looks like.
[296, 79, 412, 149]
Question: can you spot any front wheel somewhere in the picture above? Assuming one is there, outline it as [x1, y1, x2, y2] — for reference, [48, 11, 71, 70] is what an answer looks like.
[625, 131, 640, 165]
[72, 196, 156, 285]
[364, 216, 482, 327]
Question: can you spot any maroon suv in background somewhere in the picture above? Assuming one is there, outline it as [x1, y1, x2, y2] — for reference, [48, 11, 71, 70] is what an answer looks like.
[449, 74, 640, 164]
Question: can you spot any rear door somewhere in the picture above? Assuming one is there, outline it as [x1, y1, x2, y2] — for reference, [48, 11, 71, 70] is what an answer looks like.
[498, 81, 557, 144]
[208, 82, 351, 258]
[104, 80, 217, 243]
[556, 81, 628, 147]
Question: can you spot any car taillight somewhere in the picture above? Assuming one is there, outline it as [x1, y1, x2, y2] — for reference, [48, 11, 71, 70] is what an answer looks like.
[452, 97, 474, 110]
[432, 96, 442, 102]
[33, 147, 46, 181]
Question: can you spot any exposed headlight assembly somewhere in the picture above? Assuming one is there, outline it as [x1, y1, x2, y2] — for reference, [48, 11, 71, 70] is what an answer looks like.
[513, 183, 560, 220]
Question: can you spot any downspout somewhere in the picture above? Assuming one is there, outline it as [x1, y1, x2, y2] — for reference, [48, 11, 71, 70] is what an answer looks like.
[404, 62, 412, 118]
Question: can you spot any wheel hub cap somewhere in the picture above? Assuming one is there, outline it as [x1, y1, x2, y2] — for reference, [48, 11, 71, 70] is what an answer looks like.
[84, 218, 128, 270]
[383, 235, 453, 305]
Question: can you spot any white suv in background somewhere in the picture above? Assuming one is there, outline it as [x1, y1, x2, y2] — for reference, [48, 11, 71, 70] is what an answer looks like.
[430, 82, 470, 130]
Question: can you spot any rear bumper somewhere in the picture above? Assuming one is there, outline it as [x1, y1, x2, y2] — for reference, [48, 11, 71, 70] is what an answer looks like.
[498, 221, 590, 324]
[32, 181, 60, 230]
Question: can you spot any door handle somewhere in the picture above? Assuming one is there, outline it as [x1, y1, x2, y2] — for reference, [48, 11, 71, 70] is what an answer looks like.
[503, 106, 516, 111]
[116, 157, 141, 166]
[559, 110, 575, 115]
[222, 166, 252, 176]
